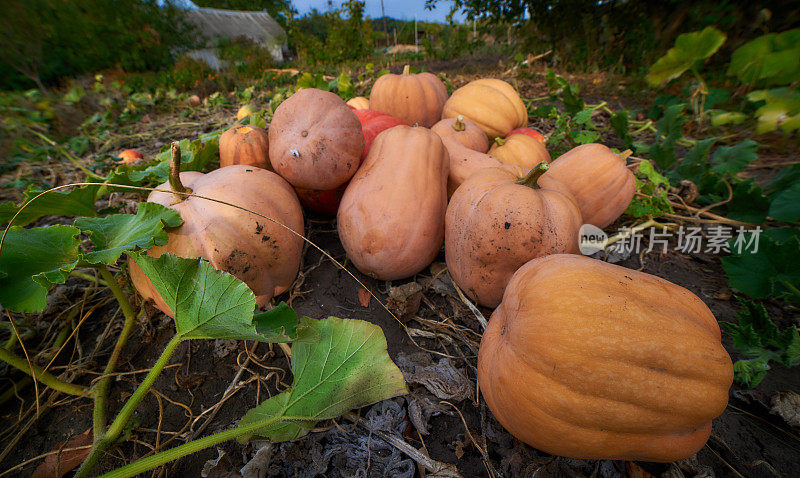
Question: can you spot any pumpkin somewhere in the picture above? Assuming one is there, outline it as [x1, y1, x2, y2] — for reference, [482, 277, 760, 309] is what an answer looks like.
[442, 79, 527, 139]
[431, 115, 489, 152]
[441, 137, 504, 197]
[186, 94, 201, 107]
[236, 104, 256, 121]
[129, 149, 304, 314]
[346, 96, 370, 110]
[508, 126, 545, 144]
[446, 163, 581, 307]
[220, 124, 270, 169]
[269, 88, 364, 190]
[117, 149, 144, 165]
[369, 65, 448, 127]
[478, 254, 733, 461]
[488, 134, 550, 168]
[541, 143, 635, 228]
[338, 125, 448, 280]
[294, 109, 406, 216]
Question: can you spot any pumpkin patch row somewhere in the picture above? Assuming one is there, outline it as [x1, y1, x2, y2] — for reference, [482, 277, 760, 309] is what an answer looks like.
[135, 67, 732, 464]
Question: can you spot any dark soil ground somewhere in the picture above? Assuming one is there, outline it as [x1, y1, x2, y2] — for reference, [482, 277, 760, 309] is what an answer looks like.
[1, 60, 798, 478]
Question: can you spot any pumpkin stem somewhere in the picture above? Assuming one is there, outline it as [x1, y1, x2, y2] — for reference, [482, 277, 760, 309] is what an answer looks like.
[452, 115, 466, 132]
[515, 162, 549, 189]
[402, 64, 410, 75]
[168, 142, 192, 202]
[494, 137, 506, 147]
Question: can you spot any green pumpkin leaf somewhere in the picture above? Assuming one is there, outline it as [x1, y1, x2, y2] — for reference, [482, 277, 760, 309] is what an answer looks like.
[238, 316, 408, 442]
[0, 185, 98, 227]
[646, 27, 726, 85]
[728, 29, 800, 85]
[711, 140, 759, 176]
[721, 233, 800, 301]
[0, 225, 81, 313]
[768, 182, 800, 222]
[710, 111, 747, 126]
[130, 253, 296, 342]
[75, 202, 182, 265]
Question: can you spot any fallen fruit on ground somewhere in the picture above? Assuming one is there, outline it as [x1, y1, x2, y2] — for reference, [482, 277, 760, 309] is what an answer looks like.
[338, 125, 448, 280]
[446, 163, 581, 307]
[478, 254, 734, 462]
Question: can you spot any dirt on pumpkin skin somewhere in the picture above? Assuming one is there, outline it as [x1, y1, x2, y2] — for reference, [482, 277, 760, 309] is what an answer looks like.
[1, 63, 799, 478]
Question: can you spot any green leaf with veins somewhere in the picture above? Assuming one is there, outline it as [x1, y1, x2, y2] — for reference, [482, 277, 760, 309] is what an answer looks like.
[0, 185, 98, 227]
[722, 298, 800, 387]
[625, 160, 673, 218]
[728, 29, 800, 85]
[646, 27, 726, 85]
[747, 88, 800, 134]
[768, 182, 800, 223]
[711, 140, 759, 176]
[721, 233, 800, 301]
[131, 253, 297, 342]
[74, 202, 182, 265]
[238, 316, 409, 442]
[0, 225, 81, 313]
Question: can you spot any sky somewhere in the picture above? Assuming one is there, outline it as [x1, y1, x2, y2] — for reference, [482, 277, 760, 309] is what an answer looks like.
[291, 0, 467, 23]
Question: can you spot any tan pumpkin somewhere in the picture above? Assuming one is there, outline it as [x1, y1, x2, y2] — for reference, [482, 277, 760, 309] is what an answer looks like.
[446, 163, 581, 307]
[488, 134, 550, 168]
[129, 151, 304, 314]
[431, 115, 489, 152]
[478, 254, 733, 462]
[269, 88, 363, 190]
[541, 143, 636, 228]
[369, 65, 448, 127]
[442, 79, 527, 139]
[338, 125, 448, 280]
[441, 137, 504, 197]
[220, 124, 270, 170]
[346, 96, 370, 110]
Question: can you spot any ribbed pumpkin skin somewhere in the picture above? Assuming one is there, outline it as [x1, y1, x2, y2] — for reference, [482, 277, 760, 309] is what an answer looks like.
[346, 96, 370, 110]
[442, 79, 527, 140]
[541, 143, 636, 228]
[269, 88, 364, 190]
[478, 254, 733, 462]
[294, 109, 406, 216]
[488, 134, 550, 168]
[369, 70, 448, 127]
[129, 166, 304, 315]
[220, 125, 271, 170]
[445, 167, 581, 307]
[431, 116, 489, 152]
[338, 126, 449, 280]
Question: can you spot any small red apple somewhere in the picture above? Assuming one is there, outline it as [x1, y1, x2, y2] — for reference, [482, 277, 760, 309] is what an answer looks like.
[117, 149, 144, 165]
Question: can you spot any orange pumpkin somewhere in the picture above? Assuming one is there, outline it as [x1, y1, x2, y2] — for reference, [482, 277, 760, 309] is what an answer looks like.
[431, 115, 489, 152]
[478, 254, 733, 462]
[338, 126, 448, 280]
[220, 124, 270, 170]
[346, 96, 370, 110]
[369, 65, 448, 127]
[488, 134, 550, 168]
[541, 143, 636, 228]
[446, 163, 581, 307]
[269, 88, 363, 190]
[441, 137, 504, 197]
[129, 154, 304, 314]
[442, 79, 527, 139]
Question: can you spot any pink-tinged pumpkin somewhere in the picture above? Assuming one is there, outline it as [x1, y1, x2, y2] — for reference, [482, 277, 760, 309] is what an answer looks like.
[442, 79, 527, 139]
[338, 126, 449, 280]
[478, 254, 733, 461]
[369, 65, 448, 127]
[431, 115, 489, 152]
[294, 109, 406, 216]
[446, 163, 581, 307]
[508, 126, 545, 143]
[129, 163, 304, 314]
[541, 143, 636, 228]
[220, 124, 270, 170]
[269, 88, 364, 190]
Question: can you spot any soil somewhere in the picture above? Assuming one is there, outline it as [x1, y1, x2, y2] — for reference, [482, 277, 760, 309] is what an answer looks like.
[1, 61, 799, 478]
